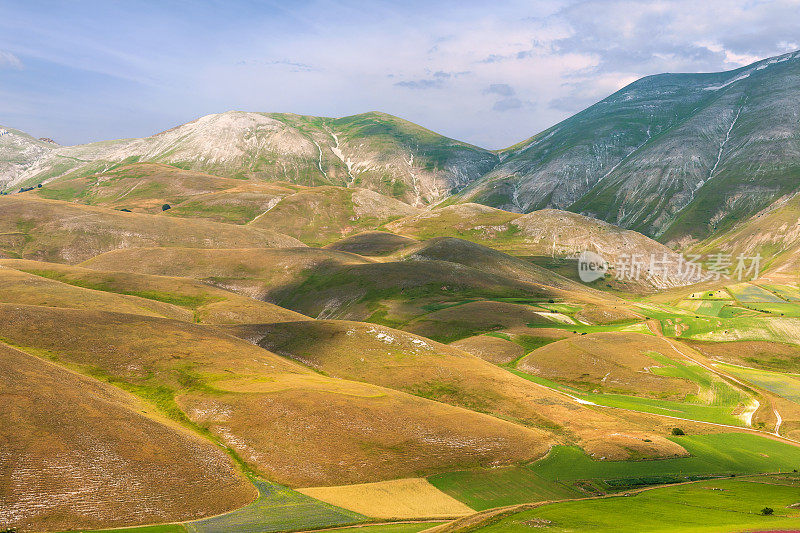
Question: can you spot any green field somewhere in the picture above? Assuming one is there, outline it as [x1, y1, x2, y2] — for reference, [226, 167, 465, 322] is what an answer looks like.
[509, 365, 748, 427]
[686, 290, 731, 300]
[717, 362, 800, 404]
[677, 299, 734, 317]
[743, 302, 800, 316]
[727, 283, 787, 303]
[184, 479, 367, 533]
[429, 433, 800, 512]
[658, 313, 800, 345]
[472, 474, 800, 532]
[761, 284, 800, 302]
[428, 464, 582, 511]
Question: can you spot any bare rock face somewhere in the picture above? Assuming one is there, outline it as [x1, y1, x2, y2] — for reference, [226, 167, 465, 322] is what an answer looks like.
[463, 51, 800, 242]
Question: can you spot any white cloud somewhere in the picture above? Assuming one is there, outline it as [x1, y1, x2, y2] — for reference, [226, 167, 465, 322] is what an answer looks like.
[0, 50, 22, 69]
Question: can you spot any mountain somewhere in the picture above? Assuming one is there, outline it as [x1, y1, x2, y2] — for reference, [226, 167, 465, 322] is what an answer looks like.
[461, 50, 800, 243]
[6, 50, 799, 246]
[0, 126, 55, 186]
[693, 190, 800, 281]
[2, 111, 498, 206]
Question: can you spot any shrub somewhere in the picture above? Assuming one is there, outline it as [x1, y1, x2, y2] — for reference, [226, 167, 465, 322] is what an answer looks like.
[671, 428, 685, 436]
[761, 507, 774, 515]
[162, 203, 171, 211]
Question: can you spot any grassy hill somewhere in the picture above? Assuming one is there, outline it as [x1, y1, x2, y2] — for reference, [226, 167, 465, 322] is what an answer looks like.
[325, 231, 419, 256]
[0, 195, 302, 263]
[385, 205, 689, 291]
[248, 186, 420, 245]
[0, 342, 255, 532]
[0, 303, 557, 489]
[227, 319, 687, 461]
[26, 162, 422, 243]
[0, 258, 309, 323]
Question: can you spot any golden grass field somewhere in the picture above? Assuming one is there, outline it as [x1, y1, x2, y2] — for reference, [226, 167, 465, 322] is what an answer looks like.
[450, 335, 525, 364]
[0, 258, 310, 324]
[0, 303, 558, 489]
[227, 319, 689, 461]
[298, 478, 474, 519]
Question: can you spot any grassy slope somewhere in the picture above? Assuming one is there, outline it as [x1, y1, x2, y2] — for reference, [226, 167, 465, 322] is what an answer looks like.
[248, 186, 420, 246]
[0, 342, 255, 532]
[0, 258, 309, 324]
[0, 195, 302, 263]
[0, 303, 553, 488]
[227, 320, 688, 461]
[325, 231, 419, 257]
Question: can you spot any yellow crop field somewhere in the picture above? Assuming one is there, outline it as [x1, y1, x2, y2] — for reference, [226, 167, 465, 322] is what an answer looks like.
[298, 478, 474, 519]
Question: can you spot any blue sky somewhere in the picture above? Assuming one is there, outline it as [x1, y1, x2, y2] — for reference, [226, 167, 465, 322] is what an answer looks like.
[1, 0, 799, 148]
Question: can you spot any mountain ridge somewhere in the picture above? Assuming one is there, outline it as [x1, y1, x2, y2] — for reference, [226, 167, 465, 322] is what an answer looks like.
[4, 49, 799, 244]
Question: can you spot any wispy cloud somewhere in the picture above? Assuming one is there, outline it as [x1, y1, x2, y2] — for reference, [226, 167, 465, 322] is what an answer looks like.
[0, 50, 23, 69]
[236, 59, 321, 72]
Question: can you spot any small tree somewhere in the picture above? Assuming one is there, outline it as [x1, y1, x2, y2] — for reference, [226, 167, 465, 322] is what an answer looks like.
[671, 427, 685, 436]
[761, 507, 774, 515]
[161, 203, 171, 211]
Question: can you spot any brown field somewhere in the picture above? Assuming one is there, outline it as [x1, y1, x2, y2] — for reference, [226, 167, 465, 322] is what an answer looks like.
[297, 478, 474, 519]
[0, 342, 255, 532]
[518, 332, 698, 398]
[0, 258, 309, 324]
[0, 304, 557, 487]
[450, 335, 525, 365]
[0, 195, 302, 263]
[227, 319, 688, 461]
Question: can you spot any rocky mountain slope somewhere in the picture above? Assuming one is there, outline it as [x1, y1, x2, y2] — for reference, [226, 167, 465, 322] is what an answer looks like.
[461, 50, 800, 243]
[1, 111, 498, 206]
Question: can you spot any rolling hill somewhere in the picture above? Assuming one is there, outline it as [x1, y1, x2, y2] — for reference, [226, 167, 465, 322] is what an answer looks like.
[0, 341, 255, 532]
[0, 195, 302, 262]
[385, 204, 690, 290]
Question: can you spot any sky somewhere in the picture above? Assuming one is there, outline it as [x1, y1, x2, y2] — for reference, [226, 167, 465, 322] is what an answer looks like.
[1, 0, 799, 149]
